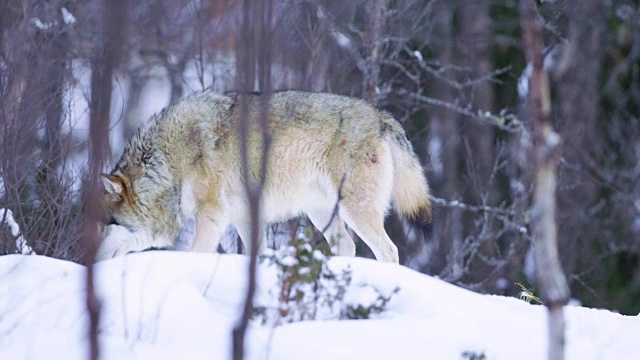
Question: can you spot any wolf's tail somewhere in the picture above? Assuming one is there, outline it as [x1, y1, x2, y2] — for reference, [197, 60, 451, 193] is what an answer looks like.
[382, 114, 432, 226]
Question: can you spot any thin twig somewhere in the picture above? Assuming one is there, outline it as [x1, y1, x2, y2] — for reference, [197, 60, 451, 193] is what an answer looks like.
[431, 196, 517, 217]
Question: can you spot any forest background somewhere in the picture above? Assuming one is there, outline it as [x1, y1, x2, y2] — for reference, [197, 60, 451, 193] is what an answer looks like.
[2, 0, 639, 315]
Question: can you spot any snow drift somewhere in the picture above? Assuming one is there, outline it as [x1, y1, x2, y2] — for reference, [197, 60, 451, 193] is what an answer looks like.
[1, 252, 638, 360]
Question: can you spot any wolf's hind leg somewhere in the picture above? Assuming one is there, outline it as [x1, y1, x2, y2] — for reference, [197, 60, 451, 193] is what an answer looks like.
[337, 140, 398, 263]
[307, 209, 355, 257]
[341, 206, 398, 263]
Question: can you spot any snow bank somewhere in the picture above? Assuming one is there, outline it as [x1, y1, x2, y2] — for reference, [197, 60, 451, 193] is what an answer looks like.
[1, 252, 638, 359]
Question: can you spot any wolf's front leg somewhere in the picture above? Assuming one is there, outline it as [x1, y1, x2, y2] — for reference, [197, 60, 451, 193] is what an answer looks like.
[191, 209, 227, 253]
[307, 209, 355, 257]
[235, 222, 266, 257]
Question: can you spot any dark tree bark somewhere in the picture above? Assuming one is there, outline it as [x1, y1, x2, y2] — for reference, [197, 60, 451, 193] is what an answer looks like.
[122, 69, 146, 141]
[455, 0, 499, 285]
[232, 1, 273, 359]
[427, 0, 463, 276]
[363, 0, 389, 104]
[82, 1, 128, 359]
[161, 52, 188, 104]
[552, 0, 605, 281]
[458, 0, 495, 186]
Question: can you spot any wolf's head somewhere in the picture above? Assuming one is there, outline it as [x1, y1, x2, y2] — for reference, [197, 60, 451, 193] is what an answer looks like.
[101, 173, 142, 229]
[98, 172, 176, 261]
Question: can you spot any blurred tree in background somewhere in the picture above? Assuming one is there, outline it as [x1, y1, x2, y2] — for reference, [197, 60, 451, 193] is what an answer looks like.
[2, 0, 640, 315]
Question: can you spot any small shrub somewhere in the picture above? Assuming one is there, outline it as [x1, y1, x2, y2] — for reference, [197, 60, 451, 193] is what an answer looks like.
[461, 350, 487, 360]
[256, 236, 400, 325]
[342, 286, 400, 320]
[516, 282, 543, 304]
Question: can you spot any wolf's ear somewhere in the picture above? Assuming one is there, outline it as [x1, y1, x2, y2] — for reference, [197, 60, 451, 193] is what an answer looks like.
[101, 173, 124, 196]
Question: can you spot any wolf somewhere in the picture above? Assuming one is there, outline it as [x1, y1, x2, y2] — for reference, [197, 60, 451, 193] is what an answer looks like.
[99, 90, 431, 263]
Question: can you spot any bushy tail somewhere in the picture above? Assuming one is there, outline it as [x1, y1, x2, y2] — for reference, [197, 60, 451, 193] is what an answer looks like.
[382, 116, 432, 226]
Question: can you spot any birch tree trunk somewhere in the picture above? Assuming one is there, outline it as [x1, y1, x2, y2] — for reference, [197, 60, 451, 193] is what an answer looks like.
[519, 1, 570, 360]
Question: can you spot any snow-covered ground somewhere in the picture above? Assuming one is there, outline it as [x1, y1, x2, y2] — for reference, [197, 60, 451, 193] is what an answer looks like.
[1, 252, 638, 360]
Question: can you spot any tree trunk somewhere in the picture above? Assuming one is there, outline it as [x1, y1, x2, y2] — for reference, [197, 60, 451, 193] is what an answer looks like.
[553, 0, 605, 280]
[363, 0, 389, 104]
[458, 0, 495, 186]
[456, 0, 498, 285]
[520, 2, 570, 360]
[83, 1, 128, 359]
[232, 1, 273, 359]
[427, 0, 463, 277]
[122, 69, 146, 141]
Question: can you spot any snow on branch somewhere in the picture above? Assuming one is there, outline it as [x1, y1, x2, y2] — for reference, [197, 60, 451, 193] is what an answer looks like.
[1, 208, 34, 255]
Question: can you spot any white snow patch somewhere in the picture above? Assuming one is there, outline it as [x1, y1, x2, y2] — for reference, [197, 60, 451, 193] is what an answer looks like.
[312, 249, 325, 261]
[342, 285, 384, 311]
[279, 255, 299, 267]
[30, 18, 54, 31]
[61, 7, 76, 25]
[332, 31, 352, 48]
[1, 252, 639, 360]
[428, 135, 443, 178]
